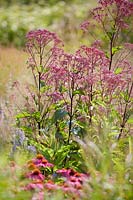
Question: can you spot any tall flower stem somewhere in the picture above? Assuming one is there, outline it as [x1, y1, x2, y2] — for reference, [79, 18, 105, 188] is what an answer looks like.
[67, 78, 74, 144]
[67, 95, 74, 144]
[89, 84, 93, 125]
[38, 46, 43, 135]
[118, 82, 133, 140]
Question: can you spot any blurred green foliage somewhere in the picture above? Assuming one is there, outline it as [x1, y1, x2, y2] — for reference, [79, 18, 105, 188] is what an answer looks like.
[0, 0, 78, 6]
[0, 0, 95, 47]
[0, 0, 132, 48]
[0, 131, 132, 200]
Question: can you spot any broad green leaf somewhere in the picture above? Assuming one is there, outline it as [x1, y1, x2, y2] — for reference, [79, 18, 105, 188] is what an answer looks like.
[112, 46, 122, 55]
[16, 112, 31, 118]
[73, 89, 84, 96]
[127, 117, 133, 124]
[55, 131, 64, 140]
[54, 145, 71, 166]
[109, 132, 119, 137]
[32, 111, 41, 121]
[20, 126, 32, 134]
[115, 67, 122, 74]
[52, 109, 68, 122]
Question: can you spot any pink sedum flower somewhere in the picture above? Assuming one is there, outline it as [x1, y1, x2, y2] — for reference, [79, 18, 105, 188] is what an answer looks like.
[26, 29, 62, 48]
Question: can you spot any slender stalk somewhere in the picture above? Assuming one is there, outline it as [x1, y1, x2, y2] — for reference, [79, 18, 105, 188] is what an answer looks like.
[63, 77, 75, 167]
[67, 95, 74, 144]
[89, 84, 93, 125]
[38, 72, 41, 134]
[109, 30, 116, 70]
[38, 46, 43, 135]
[89, 53, 94, 125]
[118, 82, 133, 140]
[67, 75, 75, 144]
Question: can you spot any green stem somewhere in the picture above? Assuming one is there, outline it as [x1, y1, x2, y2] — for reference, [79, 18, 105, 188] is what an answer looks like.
[118, 82, 133, 140]
[67, 95, 73, 144]
[38, 47, 43, 135]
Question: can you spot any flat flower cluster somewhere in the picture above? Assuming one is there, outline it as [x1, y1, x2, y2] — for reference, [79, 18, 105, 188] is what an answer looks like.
[93, 0, 133, 25]
[22, 154, 89, 199]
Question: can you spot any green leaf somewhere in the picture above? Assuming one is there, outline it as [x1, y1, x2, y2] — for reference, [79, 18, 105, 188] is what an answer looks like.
[112, 46, 122, 55]
[109, 132, 119, 137]
[92, 99, 106, 108]
[54, 145, 71, 166]
[20, 126, 32, 134]
[127, 117, 133, 124]
[16, 112, 31, 119]
[59, 85, 67, 93]
[40, 84, 51, 92]
[55, 132, 64, 140]
[52, 109, 68, 122]
[73, 89, 84, 96]
[32, 111, 41, 121]
[115, 67, 122, 74]
[107, 31, 113, 39]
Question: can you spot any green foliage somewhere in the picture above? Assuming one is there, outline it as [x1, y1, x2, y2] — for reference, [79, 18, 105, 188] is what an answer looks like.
[52, 109, 68, 123]
[0, 130, 132, 199]
[0, 0, 76, 6]
[0, 0, 133, 199]
[0, 1, 91, 47]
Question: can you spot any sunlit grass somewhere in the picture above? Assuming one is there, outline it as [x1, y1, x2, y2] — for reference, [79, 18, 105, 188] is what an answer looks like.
[0, 46, 31, 144]
[0, 46, 29, 97]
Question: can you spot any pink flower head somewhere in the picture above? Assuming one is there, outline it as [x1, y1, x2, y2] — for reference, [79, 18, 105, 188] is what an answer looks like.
[60, 182, 82, 198]
[92, 6, 105, 22]
[26, 168, 45, 181]
[116, 0, 133, 17]
[37, 158, 54, 168]
[32, 154, 44, 165]
[51, 47, 64, 58]
[27, 57, 36, 69]
[124, 43, 133, 51]
[77, 45, 109, 70]
[67, 177, 82, 189]
[80, 20, 90, 32]
[25, 180, 44, 191]
[117, 19, 129, 29]
[50, 51, 89, 91]
[32, 192, 44, 200]
[32, 154, 54, 168]
[56, 168, 70, 178]
[99, 0, 115, 7]
[26, 29, 62, 48]
[49, 92, 62, 103]
[91, 40, 101, 48]
[50, 65, 67, 81]
[44, 180, 59, 190]
[56, 168, 76, 178]
[93, 0, 133, 27]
